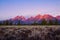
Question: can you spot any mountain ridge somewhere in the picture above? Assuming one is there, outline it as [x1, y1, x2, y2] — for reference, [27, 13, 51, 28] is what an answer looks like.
[0, 14, 60, 25]
[10, 14, 60, 21]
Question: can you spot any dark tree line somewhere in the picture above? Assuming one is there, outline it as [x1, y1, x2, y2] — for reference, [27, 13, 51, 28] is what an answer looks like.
[0, 19, 60, 25]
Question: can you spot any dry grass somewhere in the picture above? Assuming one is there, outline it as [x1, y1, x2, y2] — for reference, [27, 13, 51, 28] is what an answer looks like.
[0, 25, 60, 40]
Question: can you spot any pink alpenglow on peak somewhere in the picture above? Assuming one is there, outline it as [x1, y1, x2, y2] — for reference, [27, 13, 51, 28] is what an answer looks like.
[56, 16, 60, 20]
[43, 14, 54, 20]
[35, 14, 43, 20]
[11, 16, 26, 21]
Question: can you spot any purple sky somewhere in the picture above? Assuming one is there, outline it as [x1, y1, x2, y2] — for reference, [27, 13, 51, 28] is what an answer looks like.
[0, 0, 60, 20]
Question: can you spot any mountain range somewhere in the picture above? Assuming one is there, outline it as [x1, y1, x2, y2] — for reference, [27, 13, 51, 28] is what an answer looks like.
[0, 14, 60, 25]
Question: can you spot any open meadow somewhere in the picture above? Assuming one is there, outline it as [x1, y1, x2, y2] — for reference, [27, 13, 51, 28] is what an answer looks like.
[0, 25, 60, 40]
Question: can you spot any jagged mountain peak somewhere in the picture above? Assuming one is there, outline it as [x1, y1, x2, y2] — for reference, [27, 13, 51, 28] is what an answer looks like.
[35, 14, 43, 20]
[11, 16, 26, 20]
[43, 14, 54, 20]
[56, 16, 60, 20]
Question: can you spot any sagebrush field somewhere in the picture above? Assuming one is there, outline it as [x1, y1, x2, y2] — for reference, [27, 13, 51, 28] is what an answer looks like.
[0, 25, 60, 40]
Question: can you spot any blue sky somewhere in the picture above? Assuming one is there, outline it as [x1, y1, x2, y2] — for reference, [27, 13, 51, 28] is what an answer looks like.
[0, 0, 60, 20]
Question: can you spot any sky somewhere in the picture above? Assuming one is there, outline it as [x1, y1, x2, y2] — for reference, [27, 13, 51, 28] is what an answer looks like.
[0, 0, 60, 20]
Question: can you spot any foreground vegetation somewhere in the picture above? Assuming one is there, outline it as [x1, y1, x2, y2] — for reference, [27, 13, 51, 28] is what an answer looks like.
[0, 26, 60, 40]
